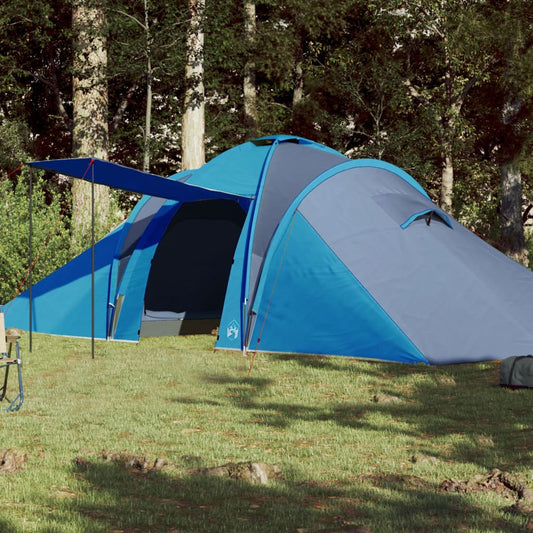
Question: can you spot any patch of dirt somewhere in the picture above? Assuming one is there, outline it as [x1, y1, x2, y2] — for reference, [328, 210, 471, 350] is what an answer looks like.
[410, 454, 439, 464]
[100, 450, 157, 472]
[74, 450, 282, 485]
[358, 473, 431, 491]
[0, 449, 26, 474]
[371, 394, 402, 404]
[189, 461, 282, 484]
[440, 468, 533, 516]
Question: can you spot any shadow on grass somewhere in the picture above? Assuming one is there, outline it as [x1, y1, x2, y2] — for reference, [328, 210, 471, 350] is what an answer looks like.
[172, 396, 223, 407]
[192, 359, 532, 471]
[34, 458, 524, 532]
[270, 353, 352, 371]
[0, 519, 19, 533]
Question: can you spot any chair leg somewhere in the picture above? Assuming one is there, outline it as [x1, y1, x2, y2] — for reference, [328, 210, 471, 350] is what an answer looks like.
[0, 364, 9, 401]
[0, 341, 23, 412]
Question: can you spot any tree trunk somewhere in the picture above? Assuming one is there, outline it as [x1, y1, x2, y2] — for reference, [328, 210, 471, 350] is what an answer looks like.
[501, 162, 528, 266]
[143, 0, 152, 172]
[72, 0, 110, 252]
[440, 143, 454, 213]
[500, 95, 527, 266]
[181, 0, 205, 170]
[243, 0, 258, 138]
[293, 60, 304, 107]
[440, 37, 455, 214]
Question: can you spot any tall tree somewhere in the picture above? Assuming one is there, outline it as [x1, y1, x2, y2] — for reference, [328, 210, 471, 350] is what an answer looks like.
[71, 0, 110, 251]
[181, 0, 205, 170]
[112, 0, 155, 172]
[107, 0, 189, 177]
[499, 89, 530, 265]
[492, 0, 532, 264]
[140, 0, 154, 172]
[243, 0, 258, 138]
[393, 0, 493, 213]
[250, 0, 362, 141]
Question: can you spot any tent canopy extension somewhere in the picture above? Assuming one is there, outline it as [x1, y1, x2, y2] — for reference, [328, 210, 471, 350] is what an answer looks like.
[6, 134, 533, 365]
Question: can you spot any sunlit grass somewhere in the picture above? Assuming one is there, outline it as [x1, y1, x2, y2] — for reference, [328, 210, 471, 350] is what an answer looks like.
[0, 333, 531, 532]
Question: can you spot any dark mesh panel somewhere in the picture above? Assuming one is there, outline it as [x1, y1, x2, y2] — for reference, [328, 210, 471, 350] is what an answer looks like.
[144, 200, 246, 318]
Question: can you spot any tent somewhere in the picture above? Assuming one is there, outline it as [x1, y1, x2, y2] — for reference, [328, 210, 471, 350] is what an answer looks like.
[5, 134, 533, 365]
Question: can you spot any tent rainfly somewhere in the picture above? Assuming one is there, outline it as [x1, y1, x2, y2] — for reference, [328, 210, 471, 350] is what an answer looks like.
[5, 135, 533, 365]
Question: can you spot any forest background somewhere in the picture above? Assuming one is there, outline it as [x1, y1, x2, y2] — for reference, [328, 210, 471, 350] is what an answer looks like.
[0, 0, 531, 304]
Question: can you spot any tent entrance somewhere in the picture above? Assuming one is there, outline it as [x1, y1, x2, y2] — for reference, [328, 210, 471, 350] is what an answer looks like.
[140, 199, 246, 337]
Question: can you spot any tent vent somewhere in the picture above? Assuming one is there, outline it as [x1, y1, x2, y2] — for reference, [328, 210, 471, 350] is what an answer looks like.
[251, 139, 275, 146]
[401, 209, 452, 229]
[373, 193, 452, 230]
[251, 137, 301, 147]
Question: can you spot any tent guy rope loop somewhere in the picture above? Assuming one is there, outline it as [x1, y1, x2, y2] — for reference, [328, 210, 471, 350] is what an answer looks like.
[0, 163, 24, 185]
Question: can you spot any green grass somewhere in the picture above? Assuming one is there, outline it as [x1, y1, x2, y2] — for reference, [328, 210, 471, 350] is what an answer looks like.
[0, 333, 532, 532]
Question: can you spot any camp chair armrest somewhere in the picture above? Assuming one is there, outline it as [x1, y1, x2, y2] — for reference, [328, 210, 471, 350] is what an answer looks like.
[0, 358, 18, 365]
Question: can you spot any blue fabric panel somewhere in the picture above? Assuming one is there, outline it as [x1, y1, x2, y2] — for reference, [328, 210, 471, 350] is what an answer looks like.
[112, 200, 181, 340]
[4, 226, 123, 338]
[216, 208, 256, 351]
[249, 212, 428, 363]
[28, 158, 241, 202]
[176, 142, 271, 198]
[245, 157, 431, 357]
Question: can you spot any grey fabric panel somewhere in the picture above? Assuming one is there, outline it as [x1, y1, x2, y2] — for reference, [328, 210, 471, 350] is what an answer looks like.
[117, 196, 167, 288]
[248, 142, 347, 303]
[298, 167, 533, 364]
[140, 317, 219, 337]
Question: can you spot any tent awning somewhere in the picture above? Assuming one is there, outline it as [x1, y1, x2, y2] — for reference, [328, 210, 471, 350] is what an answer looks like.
[27, 157, 243, 202]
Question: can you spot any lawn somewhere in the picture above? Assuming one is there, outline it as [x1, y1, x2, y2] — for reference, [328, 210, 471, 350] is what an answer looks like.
[0, 333, 531, 532]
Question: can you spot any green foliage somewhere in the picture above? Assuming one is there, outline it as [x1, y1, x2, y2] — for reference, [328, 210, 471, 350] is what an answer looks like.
[0, 1, 73, 160]
[0, 170, 70, 303]
[453, 160, 501, 241]
[0, 0, 531, 254]
[0, 120, 31, 171]
[107, 0, 189, 174]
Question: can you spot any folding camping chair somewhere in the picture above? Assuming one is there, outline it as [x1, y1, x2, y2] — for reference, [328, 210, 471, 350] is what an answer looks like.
[0, 311, 23, 411]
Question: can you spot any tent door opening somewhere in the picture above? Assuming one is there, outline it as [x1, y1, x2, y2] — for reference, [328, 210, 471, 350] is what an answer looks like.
[140, 199, 246, 337]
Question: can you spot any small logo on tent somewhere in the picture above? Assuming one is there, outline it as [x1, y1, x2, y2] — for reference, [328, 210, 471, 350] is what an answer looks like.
[226, 320, 239, 340]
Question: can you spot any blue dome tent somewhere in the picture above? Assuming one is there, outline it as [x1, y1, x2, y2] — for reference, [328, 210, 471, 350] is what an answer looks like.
[5, 135, 533, 365]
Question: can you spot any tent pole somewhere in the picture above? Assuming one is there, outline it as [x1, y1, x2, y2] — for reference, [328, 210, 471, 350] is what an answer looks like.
[29, 167, 33, 352]
[91, 162, 95, 359]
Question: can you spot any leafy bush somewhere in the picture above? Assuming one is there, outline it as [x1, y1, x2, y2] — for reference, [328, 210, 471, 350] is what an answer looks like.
[0, 169, 71, 304]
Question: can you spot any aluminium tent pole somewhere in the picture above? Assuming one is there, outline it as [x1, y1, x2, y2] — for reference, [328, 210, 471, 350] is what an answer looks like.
[241, 139, 279, 354]
[29, 166, 33, 352]
[91, 162, 95, 359]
